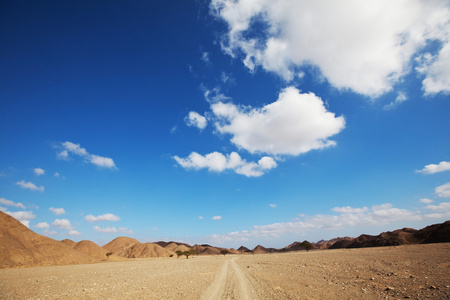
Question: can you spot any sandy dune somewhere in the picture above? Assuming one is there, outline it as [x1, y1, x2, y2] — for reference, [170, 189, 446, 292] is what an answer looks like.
[1, 243, 449, 299]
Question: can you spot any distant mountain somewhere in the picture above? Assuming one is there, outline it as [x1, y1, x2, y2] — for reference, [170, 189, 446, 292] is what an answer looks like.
[238, 246, 251, 253]
[253, 245, 271, 254]
[1, 210, 449, 269]
[103, 237, 174, 258]
[329, 221, 450, 249]
[155, 241, 192, 248]
[314, 237, 354, 249]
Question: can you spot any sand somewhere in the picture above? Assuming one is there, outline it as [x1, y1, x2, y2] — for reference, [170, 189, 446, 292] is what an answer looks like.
[1, 243, 449, 299]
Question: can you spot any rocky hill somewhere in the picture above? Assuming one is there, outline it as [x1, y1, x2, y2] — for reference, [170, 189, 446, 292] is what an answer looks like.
[329, 221, 450, 249]
[0, 212, 97, 268]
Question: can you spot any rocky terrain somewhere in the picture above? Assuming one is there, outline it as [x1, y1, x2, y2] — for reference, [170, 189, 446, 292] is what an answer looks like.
[0, 243, 448, 299]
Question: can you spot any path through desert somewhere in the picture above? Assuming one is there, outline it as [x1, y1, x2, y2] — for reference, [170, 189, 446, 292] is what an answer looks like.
[1, 243, 449, 299]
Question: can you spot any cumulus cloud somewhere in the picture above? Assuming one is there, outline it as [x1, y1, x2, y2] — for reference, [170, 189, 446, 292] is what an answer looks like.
[211, 87, 345, 156]
[4, 210, 36, 227]
[185, 111, 208, 129]
[269, 204, 277, 208]
[211, 0, 450, 97]
[34, 222, 50, 229]
[52, 219, 73, 230]
[16, 180, 44, 192]
[174, 151, 277, 177]
[43, 229, 57, 236]
[212, 216, 222, 220]
[332, 206, 369, 213]
[0, 198, 25, 209]
[383, 92, 408, 110]
[68, 230, 82, 236]
[33, 168, 45, 176]
[418, 161, 450, 174]
[420, 198, 434, 204]
[57, 141, 117, 169]
[436, 182, 450, 198]
[423, 201, 450, 219]
[84, 213, 120, 222]
[416, 43, 450, 95]
[207, 203, 421, 244]
[93, 226, 133, 234]
[49, 207, 65, 216]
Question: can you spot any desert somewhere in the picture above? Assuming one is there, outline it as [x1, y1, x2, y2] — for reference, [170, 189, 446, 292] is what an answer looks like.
[0, 243, 449, 299]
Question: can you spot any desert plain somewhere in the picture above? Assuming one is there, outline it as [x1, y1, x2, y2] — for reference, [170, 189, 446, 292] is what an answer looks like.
[1, 242, 449, 299]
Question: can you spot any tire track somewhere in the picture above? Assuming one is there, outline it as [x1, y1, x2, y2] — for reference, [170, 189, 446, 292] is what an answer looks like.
[200, 259, 230, 300]
[230, 257, 257, 299]
[200, 257, 257, 300]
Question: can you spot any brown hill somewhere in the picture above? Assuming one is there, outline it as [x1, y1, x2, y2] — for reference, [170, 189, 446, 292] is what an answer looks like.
[412, 221, 450, 244]
[60, 239, 77, 248]
[329, 221, 450, 249]
[102, 236, 140, 254]
[0, 212, 97, 268]
[119, 243, 174, 258]
[314, 237, 354, 249]
[252, 245, 269, 254]
[164, 242, 191, 253]
[237, 246, 250, 252]
[228, 248, 240, 254]
[73, 240, 110, 260]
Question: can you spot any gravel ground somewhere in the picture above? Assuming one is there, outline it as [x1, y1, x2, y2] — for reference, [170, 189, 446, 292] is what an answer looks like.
[0, 243, 449, 299]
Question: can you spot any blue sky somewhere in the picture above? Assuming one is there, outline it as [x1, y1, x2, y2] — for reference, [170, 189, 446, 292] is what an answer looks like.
[1, 0, 449, 248]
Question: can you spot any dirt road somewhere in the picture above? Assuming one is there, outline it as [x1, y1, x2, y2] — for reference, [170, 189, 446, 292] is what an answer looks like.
[1, 243, 449, 299]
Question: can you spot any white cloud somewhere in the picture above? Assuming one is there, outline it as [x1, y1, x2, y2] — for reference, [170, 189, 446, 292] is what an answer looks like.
[212, 216, 222, 220]
[417, 43, 450, 95]
[332, 206, 369, 213]
[4, 210, 36, 227]
[211, 0, 450, 97]
[424, 201, 450, 211]
[207, 203, 421, 244]
[211, 87, 345, 156]
[33, 168, 45, 176]
[423, 201, 450, 219]
[54, 172, 60, 177]
[93, 226, 133, 234]
[185, 111, 208, 130]
[383, 92, 408, 110]
[84, 213, 120, 222]
[420, 198, 434, 204]
[436, 182, 450, 198]
[0, 198, 25, 209]
[49, 207, 65, 216]
[418, 161, 450, 174]
[16, 180, 44, 192]
[269, 204, 277, 208]
[174, 151, 277, 177]
[57, 141, 117, 169]
[199, 216, 204, 220]
[68, 230, 82, 236]
[43, 229, 57, 236]
[34, 222, 50, 229]
[57, 150, 69, 160]
[201, 51, 210, 64]
[52, 219, 73, 230]
[89, 155, 116, 169]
